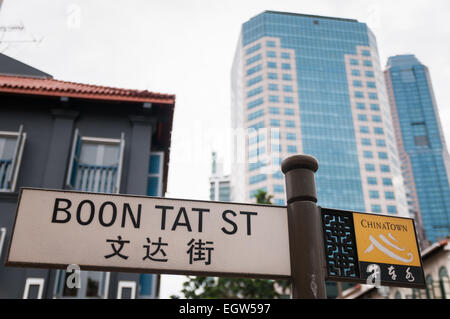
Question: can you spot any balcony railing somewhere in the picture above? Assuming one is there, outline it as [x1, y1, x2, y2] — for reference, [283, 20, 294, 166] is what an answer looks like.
[0, 159, 12, 191]
[73, 164, 118, 193]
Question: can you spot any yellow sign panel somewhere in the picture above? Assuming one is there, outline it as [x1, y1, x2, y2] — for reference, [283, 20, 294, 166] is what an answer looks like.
[353, 213, 421, 267]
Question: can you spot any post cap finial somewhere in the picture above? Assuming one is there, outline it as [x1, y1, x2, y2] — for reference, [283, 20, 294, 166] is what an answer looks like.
[281, 154, 319, 174]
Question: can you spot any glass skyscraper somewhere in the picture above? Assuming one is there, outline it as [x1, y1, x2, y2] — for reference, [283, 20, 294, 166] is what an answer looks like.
[384, 55, 450, 243]
[231, 11, 409, 218]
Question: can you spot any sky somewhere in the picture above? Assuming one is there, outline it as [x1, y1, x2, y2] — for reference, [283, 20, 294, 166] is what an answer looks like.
[1, 0, 449, 298]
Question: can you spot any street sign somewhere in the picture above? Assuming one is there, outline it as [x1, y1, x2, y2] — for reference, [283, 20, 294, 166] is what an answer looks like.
[321, 208, 425, 288]
[6, 188, 291, 279]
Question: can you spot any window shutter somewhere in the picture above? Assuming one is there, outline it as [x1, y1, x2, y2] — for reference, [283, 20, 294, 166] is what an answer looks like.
[66, 129, 81, 189]
[114, 132, 125, 194]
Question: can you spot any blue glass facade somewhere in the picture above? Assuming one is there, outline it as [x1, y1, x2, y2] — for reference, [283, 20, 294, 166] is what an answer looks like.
[241, 12, 377, 212]
[385, 55, 450, 243]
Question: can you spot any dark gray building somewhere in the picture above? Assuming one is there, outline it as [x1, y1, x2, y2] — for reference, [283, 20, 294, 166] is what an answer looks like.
[0, 53, 175, 298]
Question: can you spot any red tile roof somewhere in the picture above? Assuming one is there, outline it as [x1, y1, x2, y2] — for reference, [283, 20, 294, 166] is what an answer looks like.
[0, 75, 175, 104]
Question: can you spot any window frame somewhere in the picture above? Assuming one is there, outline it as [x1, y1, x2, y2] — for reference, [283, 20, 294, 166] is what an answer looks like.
[117, 281, 137, 299]
[66, 130, 125, 194]
[0, 125, 26, 192]
[23, 278, 44, 299]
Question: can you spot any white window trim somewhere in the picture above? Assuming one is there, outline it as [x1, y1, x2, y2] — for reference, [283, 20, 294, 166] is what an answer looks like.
[66, 130, 125, 194]
[0, 227, 6, 259]
[23, 278, 44, 299]
[117, 281, 136, 299]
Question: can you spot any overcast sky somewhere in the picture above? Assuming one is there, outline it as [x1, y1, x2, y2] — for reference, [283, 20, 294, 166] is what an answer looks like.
[1, 0, 449, 298]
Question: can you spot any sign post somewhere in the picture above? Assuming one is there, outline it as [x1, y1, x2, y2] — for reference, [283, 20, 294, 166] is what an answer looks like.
[281, 155, 327, 299]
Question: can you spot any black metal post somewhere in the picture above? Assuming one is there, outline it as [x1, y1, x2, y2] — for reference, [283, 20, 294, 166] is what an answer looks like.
[281, 155, 327, 299]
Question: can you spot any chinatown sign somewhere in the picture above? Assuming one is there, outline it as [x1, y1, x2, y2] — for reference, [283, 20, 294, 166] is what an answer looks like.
[6, 188, 290, 279]
[321, 208, 425, 288]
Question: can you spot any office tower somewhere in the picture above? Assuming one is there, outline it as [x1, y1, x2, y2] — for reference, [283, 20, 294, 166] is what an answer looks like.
[209, 152, 231, 202]
[385, 54, 450, 243]
[231, 11, 408, 217]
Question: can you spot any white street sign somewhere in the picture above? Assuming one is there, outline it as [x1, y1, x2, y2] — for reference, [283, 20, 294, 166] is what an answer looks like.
[6, 188, 291, 279]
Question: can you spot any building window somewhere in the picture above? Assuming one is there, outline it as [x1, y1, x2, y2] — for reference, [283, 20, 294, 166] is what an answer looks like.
[351, 70, 361, 76]
[269, 95, 279, 103]
[284, 108, 295, 116]
[370, 104, 380, 111]
[282, 74, 292, 81]
[371, 204, 381, 213]
[378, 152, 388, 160]
[438, 267, 449, 299]
[363, 60, 373, 67]
[249, 174, 267, 185]
[382, 178, 393, 186]
[268, 73, 278, 80]
[266, 40, 276, 47]
[273, 184, 284, 193]
[55, 269, 109, 299]
[246, 54, 262, 66]
[287, 145, 297, 154]
[356, 103, 365, 110]
[247, 98, 264, 110]
[247, 64, 262, 76]
[268, 84, 278, 91]
[267, 62, 277, 69]
[426, 275, 435, 299]
[286, 120, 296, 128]
[362, 50, 371, 56]
[66, 130, 125, 194]
[284, 96, 294, 104]
[369, 190, 379, 199]
[355, 91, 364, 98]
[286, 133, 296, 140]
[0, 126, 26, 192]
[350, 59, 359, 65]
[247, 86, 263, 98]
[266, 51, 276, 58]
[368, 92, 378, 100]
[367, 177, 377, 185]
[117, 281, 136, 299]
[387, 205, 397, 214]
[283, 85, 293, 92]
[245, 43, 261, 55]
[147, 152, 164, 197]
[353, 80, 363, 87]
[270, 119, 281, 127]
[385, 191, 395, 200]
[365, 163, 375, 172]
[23, 278, 44, 299]
[281, 63, 291, 70]
[281, 52, 290, 59]
[358, 114, 368, 122]
[363, 151, 373, 159]
[269, 107, 280, 115]
[360, 126, 369, 134]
